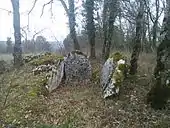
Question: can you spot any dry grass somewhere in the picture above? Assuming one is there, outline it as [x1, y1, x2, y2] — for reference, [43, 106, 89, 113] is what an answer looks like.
[0, 52, 170, 128]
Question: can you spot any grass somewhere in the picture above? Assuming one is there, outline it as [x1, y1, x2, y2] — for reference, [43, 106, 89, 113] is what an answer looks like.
[0, 54, 13, 63]
[0, 52, 170, 128]
[0, 53, 44, 63]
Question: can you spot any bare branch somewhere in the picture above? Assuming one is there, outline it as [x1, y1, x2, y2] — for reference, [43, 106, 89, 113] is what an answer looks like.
[143, 0, 154, 23]
[20, 27, 28, 41]
[50, 0, 53, 17]
[28, 0, 38, 15]
[59, 0, 69, 16]
[32, 28, 47, 40]
[40, 0, 53, 17]
[0, 8, 12, 13]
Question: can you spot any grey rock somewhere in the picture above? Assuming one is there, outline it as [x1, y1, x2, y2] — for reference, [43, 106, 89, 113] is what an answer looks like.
[64, 50, 92, 82]
[46, 60, 65, 93]
[101, 58, 126, 98]
[46, 50, 92, 92]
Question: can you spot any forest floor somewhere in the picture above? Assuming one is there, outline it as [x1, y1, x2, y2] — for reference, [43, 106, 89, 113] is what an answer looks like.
[0, 52, 170, 128]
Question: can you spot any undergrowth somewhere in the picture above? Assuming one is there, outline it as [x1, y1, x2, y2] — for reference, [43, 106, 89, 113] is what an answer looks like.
[0, 52, 170, 128]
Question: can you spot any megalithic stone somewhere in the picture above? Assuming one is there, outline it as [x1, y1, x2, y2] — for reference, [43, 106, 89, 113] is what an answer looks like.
[64, 50, 92, 83]
[47, 60, 65, 93]
[46, 50, 92, 93]
[101, 53, 127, 99]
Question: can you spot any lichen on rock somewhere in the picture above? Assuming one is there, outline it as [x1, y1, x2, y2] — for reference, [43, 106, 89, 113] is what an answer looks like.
[101, 52, 128, 99]
[64, 50, 92, 83]
[28, 53, 64, 66]
[43, 50, 92, 92]
[45, 60, 65, 93]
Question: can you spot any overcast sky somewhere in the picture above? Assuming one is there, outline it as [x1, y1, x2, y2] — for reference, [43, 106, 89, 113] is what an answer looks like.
[0, 0, 82, 41]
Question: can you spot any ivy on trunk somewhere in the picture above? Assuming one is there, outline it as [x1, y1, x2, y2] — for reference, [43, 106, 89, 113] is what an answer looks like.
[147, 0, 170, 109]
[11, 0, 23, 67]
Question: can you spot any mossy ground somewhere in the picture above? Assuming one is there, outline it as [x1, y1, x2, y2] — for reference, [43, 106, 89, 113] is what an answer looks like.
[29, 53, 64, 66]
[0, 52, 170, 128]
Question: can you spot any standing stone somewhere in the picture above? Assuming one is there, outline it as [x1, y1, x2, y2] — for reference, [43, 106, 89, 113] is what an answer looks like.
[46, 50, 92, 92]
[64, 50, 92, 83]
[101, 52, 127, 98]
[46, 60, 65, 93]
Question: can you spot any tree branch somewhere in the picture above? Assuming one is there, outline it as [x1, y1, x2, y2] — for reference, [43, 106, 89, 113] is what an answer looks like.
[32, 28, 47, 40]
[28, 0, 38, 15]
[0, 8, 12, 13]
[40, 0, 53, 17]
[59, 0, 69, 16]
[20, 27, 28, 41]
[143, 0, 154, 23]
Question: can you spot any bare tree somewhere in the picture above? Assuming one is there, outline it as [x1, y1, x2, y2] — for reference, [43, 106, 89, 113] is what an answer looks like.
[144, 0, 163, 50]
[11, 0, 23, 66]
[39, 0, 80, 50]
[147, 0, 170, 109]
[129, 0, 144, 75]
[84, 0, 96, 58]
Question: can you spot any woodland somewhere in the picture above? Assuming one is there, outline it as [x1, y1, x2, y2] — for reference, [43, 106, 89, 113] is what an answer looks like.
[0, 0, 170, 127]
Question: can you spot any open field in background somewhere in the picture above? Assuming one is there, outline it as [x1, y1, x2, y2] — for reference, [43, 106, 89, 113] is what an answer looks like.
[0, 52, 51, 63]
[0, 54, 13, 63]
[0, 51, 170, 128]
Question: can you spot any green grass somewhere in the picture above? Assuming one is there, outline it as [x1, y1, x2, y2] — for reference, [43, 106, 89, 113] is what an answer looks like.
[0, 52, 170, 128]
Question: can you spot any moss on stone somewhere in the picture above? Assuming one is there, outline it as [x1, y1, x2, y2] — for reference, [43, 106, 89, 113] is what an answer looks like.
[109, 52, 126, 62]
[70, 50, 88, 57]
[112, 69, 124, 87]
[29, 53, 64, 66]
[91, 68, 100, 84]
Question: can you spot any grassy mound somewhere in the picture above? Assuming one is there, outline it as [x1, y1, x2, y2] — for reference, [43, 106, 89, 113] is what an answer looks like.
[0, 53, 170, 128]
[29, 53, 64, 66]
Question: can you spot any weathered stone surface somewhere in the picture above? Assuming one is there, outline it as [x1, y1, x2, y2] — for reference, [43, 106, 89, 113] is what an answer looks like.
[46, 50, 92, 92]
[46, 60, 65, 93]
[101, 52, 127, 98]
[32, 64, 56, 75]
[64, 50, 92, 83]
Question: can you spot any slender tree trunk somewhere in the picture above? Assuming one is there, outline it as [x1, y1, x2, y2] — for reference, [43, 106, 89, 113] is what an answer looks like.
[147, 12, 152, 43]
[11, 0, 23, 67]
[130, 1, 144, 75]
[85, 0, 96, 58]
[152, 0, 160, 49]
[104, 2, 115, 60]
[146, 11, 152, 52]
[147, 0, 170, 109]
[68, 0, 80, 50]
[102, 0, 118, 61]
[102, 0, 108, 60]
[152, 22, 158, 48]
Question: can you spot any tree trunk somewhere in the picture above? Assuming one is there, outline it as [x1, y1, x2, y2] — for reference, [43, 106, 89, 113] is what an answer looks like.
[102, 0, 108, 60]
[85, 0, 96, 58]
[146, 11, 152, 53]
[68, 0, 80, 50]
[130, 1, 144, 75]
[152, 0, 160, 50]
[11, 0, 23, 67]
[102, 0, 118, 61]
[147, 0, 170, 109]
[152, 22, 158, 48]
